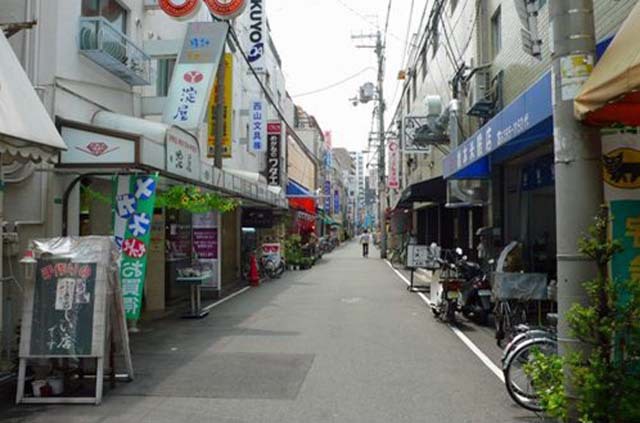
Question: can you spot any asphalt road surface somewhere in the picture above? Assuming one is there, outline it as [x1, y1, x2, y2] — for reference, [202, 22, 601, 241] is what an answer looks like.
[1, 242, 543, 422]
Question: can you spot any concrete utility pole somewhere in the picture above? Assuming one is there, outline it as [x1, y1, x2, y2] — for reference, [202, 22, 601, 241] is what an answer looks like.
[352, 30, 388, 259]
[550, 0, 603, 418]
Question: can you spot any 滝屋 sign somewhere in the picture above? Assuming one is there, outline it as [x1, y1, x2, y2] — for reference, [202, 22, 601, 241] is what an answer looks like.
[113, 175, 158, 320]
[250, 99, 266, 152]
[244, 0, 266, 72]
[266, 121, 281, 186]
[162, 22, 228, 130]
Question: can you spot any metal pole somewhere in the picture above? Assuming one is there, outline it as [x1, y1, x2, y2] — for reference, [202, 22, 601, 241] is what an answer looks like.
[550, 1, 602, 419]
[214, 51, 226, 169]
[376, 30, 388, 259]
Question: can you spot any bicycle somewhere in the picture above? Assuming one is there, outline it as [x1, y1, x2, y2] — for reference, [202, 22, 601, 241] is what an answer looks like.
[494, 299, 529, 347]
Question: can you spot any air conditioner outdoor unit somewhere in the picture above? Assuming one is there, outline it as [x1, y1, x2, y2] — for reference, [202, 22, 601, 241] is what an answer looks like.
[466, 69, 494, 117]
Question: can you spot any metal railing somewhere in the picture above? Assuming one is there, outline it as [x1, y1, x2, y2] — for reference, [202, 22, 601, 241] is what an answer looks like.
[78, 17, 151, 86]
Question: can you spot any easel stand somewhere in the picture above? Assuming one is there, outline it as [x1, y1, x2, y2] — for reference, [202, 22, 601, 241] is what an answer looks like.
[15, 237, 134, 405]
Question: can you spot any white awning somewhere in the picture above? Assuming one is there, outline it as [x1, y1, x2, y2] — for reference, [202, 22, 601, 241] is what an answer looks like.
[0, 31, 67, 161]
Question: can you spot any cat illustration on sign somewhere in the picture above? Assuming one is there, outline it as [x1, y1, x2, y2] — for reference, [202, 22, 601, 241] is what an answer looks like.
[603, 149, 640, 188]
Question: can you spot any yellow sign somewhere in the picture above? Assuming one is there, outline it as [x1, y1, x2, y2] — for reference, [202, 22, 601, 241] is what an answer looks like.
[208, 53, 233, 158]
[603, 148, 640, 189]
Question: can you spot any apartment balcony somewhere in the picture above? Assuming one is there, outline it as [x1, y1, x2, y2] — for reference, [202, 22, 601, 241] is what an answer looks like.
[78, 17, 151, 86]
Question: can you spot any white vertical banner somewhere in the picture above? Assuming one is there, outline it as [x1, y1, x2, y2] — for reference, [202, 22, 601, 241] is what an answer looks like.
[245, 0, 266, 73]
[250, 99, 266, 152]
[387, 138, 400, 190]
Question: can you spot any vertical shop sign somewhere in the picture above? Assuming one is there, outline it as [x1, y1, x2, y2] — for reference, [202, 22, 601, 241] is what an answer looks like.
[612, 201, 640, 285]
[208, 53, 233, 158]
[334, 189, 340, 214]
[166, 127, 200, 179]
[387, 138, 400, 189]
[324, 180, 332, 214]
[245, 0, 266, 73]
[323, 131, 333, 169]
[113, 175, 158, 320]
[163, 22, 228, 130]
[250, 99, 266, 152]
[192, 212, 220, 289]
[267, 122, 282, 186]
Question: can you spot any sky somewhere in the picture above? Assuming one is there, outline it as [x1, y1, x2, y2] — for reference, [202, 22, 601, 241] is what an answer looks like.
[267, 0, 428, 153]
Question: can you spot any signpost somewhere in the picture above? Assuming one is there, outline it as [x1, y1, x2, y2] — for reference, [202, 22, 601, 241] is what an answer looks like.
[16, 237, 133, 405]
[406, 244, 441, 292]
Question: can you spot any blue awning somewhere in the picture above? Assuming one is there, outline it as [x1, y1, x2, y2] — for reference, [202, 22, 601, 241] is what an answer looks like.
[286, 179, 312, 197]
[443, 36, 613, 180]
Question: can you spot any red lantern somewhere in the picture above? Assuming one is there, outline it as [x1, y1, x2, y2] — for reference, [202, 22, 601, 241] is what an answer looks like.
[158, 0, 201, 19]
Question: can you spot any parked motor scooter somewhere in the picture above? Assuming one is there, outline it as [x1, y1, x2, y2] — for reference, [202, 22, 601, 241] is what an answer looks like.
[431, 250, 464, 324]
[454, 249, 494, 325]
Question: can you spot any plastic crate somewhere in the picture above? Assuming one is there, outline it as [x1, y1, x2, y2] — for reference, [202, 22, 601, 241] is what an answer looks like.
[491, 272, 548, 300]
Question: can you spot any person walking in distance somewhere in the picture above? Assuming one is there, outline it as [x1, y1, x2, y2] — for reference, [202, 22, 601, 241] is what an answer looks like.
[360, 230, 371, 258]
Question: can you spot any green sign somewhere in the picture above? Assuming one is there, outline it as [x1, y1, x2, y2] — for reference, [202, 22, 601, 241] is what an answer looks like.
[113, 175, 158, 320]
[611, 200, 640, 287]
[30, 260, 97, 356]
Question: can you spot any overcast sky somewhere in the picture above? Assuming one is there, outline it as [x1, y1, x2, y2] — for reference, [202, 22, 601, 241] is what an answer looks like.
[268, 0, 428, 153]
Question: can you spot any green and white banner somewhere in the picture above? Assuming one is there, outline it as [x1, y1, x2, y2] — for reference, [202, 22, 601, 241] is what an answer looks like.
[113, 174, 158, 320]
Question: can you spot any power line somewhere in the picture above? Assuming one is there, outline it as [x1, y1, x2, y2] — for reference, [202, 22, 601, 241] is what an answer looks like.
[291, 67, 374, 98]
[333, 0, 403, 43]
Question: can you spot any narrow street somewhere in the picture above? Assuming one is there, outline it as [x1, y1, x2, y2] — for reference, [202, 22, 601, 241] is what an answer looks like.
[3, 242, 535, 423]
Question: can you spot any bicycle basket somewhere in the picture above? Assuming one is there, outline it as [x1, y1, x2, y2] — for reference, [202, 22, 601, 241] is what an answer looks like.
[492, 272, 547, 300]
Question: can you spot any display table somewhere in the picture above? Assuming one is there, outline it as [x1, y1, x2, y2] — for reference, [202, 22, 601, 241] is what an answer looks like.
[176, 271, 213, 318]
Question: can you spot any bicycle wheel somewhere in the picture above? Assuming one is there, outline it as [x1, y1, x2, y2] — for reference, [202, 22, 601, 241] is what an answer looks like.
[503, 337, 558, 412]
[501, 328, 553, 367]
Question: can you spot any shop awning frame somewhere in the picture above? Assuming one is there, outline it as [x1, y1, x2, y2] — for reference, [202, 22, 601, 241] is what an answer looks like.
[574, 2, 640, 126]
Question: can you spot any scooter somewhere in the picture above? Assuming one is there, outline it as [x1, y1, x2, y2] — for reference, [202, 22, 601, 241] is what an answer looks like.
[431, 250, 464, 324]
[455, 249, 494, 325]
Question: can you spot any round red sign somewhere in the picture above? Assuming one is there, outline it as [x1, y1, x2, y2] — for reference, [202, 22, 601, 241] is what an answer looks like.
[183, 70, 204, 84]
[158, 0, 201, 19]
[203, 0, 247, 20]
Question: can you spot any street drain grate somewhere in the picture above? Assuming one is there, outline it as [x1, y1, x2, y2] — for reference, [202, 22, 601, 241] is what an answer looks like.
[112, 352, 315, 400]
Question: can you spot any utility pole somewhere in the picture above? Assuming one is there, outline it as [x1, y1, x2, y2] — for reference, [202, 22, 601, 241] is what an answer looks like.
[550, 1, 602, 419]
[353, 31, 387, 258]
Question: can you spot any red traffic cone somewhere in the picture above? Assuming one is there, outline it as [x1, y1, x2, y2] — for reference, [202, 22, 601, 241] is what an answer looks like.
[248, 254, 260, 287]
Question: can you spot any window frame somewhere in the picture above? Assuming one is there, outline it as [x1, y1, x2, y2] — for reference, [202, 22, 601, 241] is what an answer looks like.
[81, 0, 128, 34]
[491, 6, 502, 59]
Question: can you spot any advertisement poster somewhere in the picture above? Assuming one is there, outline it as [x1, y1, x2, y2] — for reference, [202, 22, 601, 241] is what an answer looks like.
[30, 260, 97, 356]
[208, 53, 233, 158]
[193, 211, 220, 289]
[113, 175, 158, 320]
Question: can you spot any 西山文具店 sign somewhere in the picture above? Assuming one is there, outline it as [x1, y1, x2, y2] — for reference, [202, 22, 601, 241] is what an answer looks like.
[113, 174, 159, 320]
[159, 0, 247, 20]
[162, 22, 228, 130]
[250, 100, 266, 152]
[387, 138, 400, 190]
[208, 53, 233, 158]
[267, 122, 281, 186]
[167, 127, 201, 179]
[244, 0, 266, 73]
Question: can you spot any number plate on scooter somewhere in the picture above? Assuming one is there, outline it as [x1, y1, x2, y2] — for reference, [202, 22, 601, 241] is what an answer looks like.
[446, 291, 459, 300]
[478, 289, 492, 296]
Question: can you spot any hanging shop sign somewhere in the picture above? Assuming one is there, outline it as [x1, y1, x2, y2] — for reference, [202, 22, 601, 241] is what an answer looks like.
[244, 0, 266, 72]
[387, 138, 400, 189]
[113, 175, 159, 320]
[204, 0, 247, 20]
[158, 0, 202, 19]
[334, 189, 340, 214]
[59, 125, 136, 165]
[324, 180, 332, 214]
[250, 99, 266, 152]
[323, 131, 333, 169]
[267, 121, 282, 186]
[163, 22, 228, 130]
[167, 127, 201, 179]
[207, 53, 233, 158]
[192, 211, 220, 290]
[404, 116, 436, 153]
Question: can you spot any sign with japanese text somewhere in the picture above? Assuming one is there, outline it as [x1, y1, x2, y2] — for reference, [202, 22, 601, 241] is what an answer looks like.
[611, 200, 640, 291]
[204, 0, 247, 19]
[324, 180, 332, 214]
[192, 211, 220, 289]
[60, 126, 135, 164]
[387, 138, 400, 189]
[323, 131, 333, 169]
[166, 127, 201, 179]
[162, 22, 228, 130]
[208, 53, 233, 158]
[29, 260, 97, 356]
[250, 99, 266, 152]
[334, 189, 340, 214]
[113, 175, 158, 320]
[267, 122, 282, 186]
[244, 0, 266, 72]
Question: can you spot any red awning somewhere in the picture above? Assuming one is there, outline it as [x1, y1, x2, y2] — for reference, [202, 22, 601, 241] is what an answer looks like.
[288, 197, 316, 215]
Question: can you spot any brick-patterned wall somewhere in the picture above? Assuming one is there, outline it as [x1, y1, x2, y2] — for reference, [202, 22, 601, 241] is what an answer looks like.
[397, 0, 638, 189]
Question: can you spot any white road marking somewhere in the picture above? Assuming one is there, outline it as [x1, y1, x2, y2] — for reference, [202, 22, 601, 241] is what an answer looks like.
[385, 260, 505, 383]
[201, 286, 251, 312]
